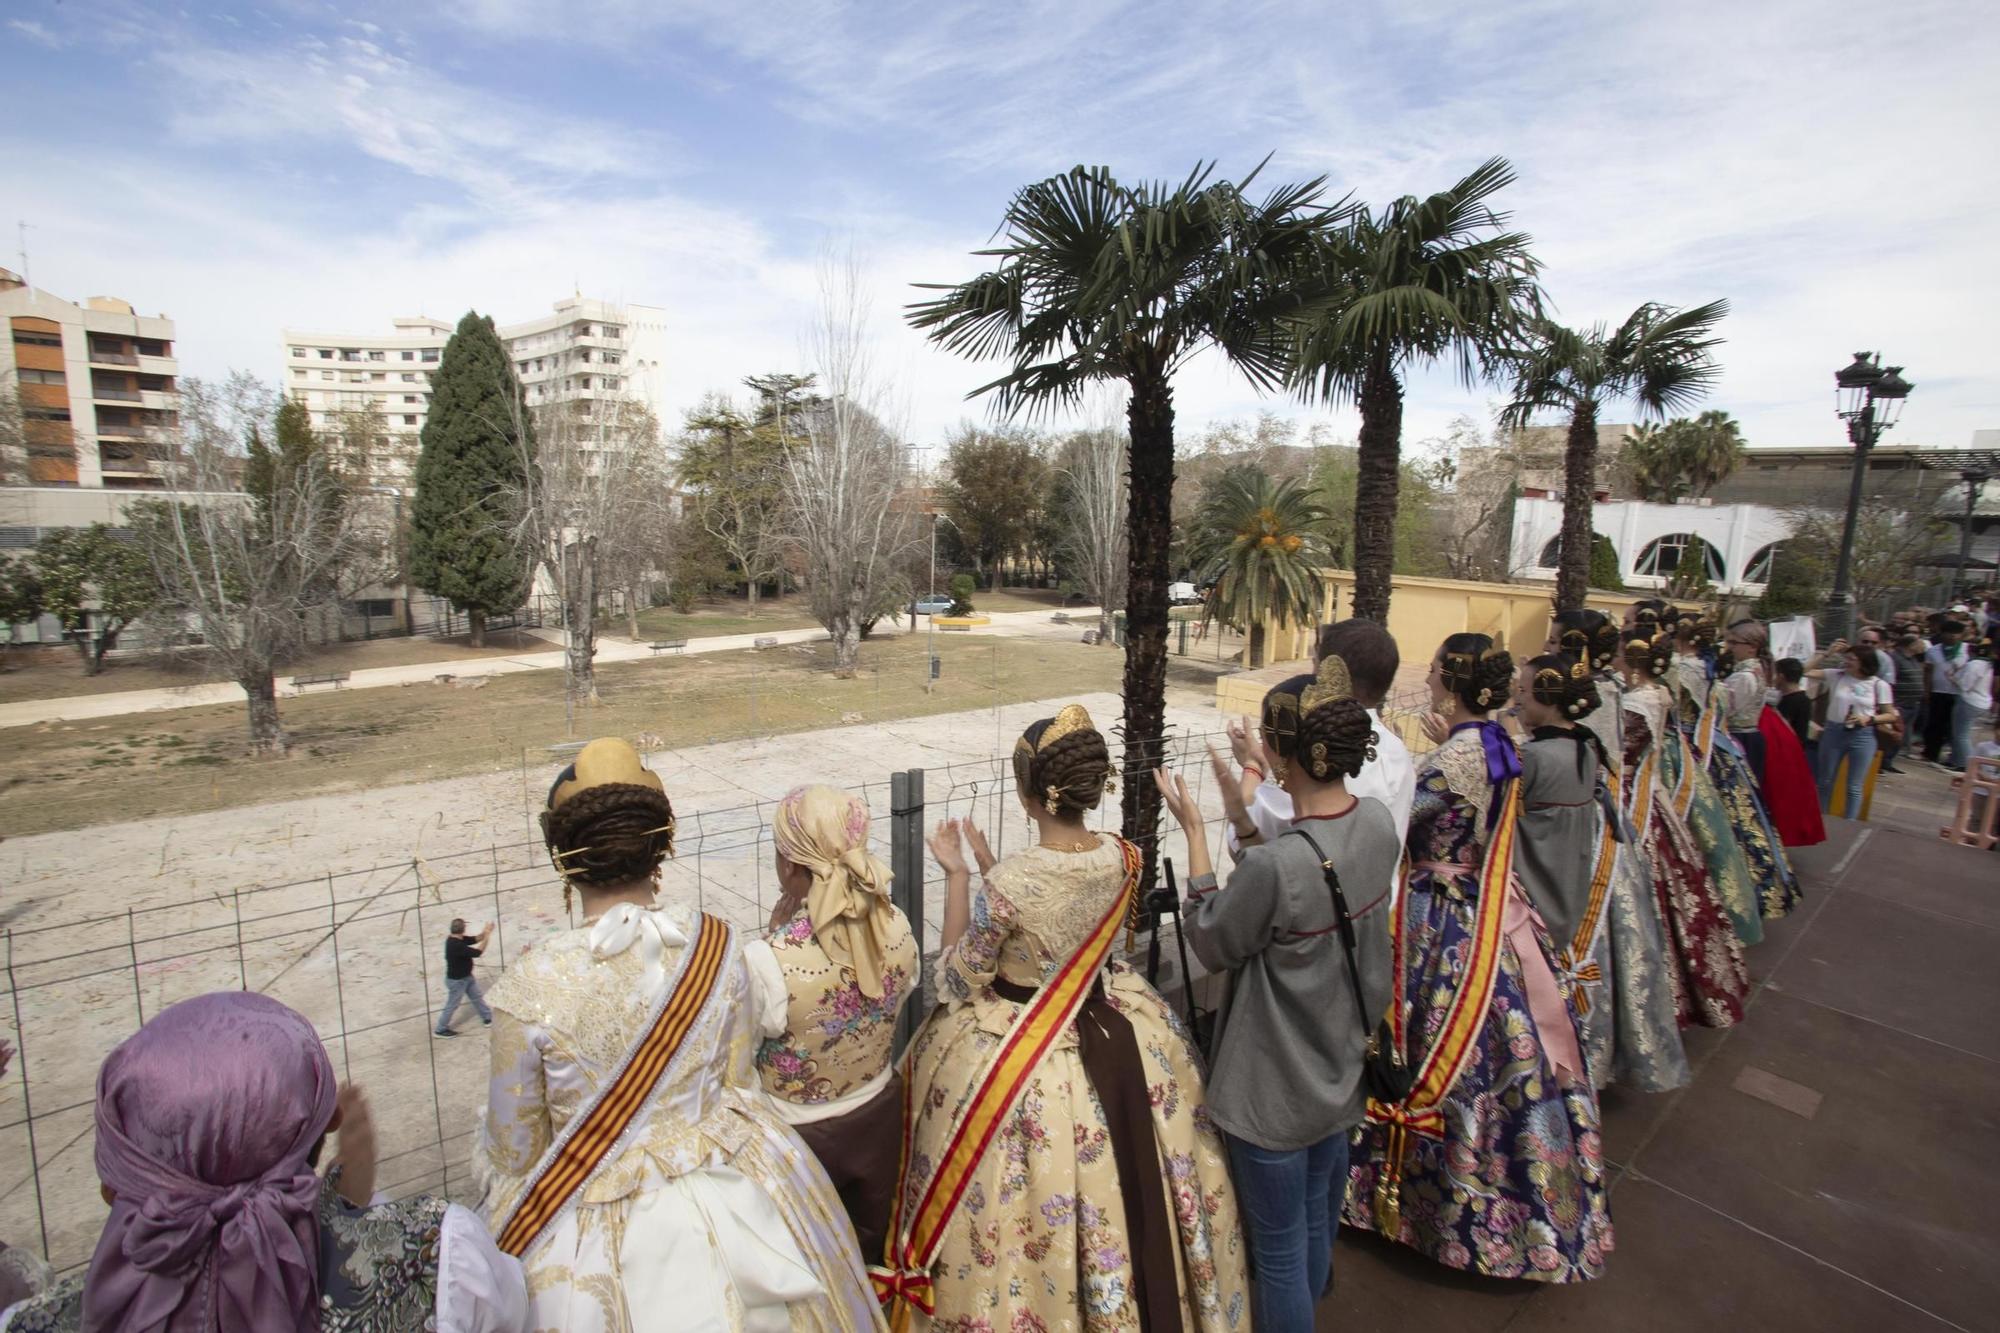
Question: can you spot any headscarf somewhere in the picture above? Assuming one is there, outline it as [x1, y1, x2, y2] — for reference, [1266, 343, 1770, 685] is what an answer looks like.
[774, 785, 898, 998]
[83, 992, 336, 1333]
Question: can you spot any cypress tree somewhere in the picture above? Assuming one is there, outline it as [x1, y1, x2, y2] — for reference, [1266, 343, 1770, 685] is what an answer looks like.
[409, 312, 532, 647]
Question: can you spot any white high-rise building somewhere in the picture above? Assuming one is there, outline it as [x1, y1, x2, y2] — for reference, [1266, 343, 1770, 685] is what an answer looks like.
[279, 296, 667, 487]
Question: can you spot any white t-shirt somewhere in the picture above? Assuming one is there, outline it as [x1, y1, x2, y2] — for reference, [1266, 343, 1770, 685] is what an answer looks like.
[1823, 670, 1891, 729]
[1954, 659, 1993, 712]
[1227, 708, 1416, 902]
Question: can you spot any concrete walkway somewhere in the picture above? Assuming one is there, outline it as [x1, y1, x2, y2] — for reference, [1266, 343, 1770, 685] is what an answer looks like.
[0, 607, 1102, 730]
[1318, 761, 1999, 1331]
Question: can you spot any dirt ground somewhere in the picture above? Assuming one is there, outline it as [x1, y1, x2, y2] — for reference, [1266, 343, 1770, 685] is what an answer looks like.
[0, 685, 1236, 1273]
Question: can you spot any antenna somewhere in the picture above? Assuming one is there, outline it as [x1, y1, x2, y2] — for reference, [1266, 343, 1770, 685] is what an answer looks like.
[16, 221, 33, 289]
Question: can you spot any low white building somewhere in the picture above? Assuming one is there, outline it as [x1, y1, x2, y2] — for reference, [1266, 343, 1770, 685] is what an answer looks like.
[1509, 494, 1790, 595]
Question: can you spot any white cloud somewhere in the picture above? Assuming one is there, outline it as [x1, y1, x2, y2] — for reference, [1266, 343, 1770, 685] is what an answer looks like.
[6, 19, 64, 48]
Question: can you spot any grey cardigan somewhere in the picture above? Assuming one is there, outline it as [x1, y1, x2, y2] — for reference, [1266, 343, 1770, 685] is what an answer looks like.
[1183, 797, 1398, 1151]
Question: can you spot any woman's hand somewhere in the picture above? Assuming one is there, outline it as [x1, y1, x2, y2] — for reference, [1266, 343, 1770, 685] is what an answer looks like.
[1420, 710, 1451, 745]
[1154, 768, 1203, 830]
[331, 1083, 377, 1208]
[1208, 747, 1253, 829]
[963, 820, 996, 874]
[928, 819, 969, 877]
[1226, 717, 1257, 768]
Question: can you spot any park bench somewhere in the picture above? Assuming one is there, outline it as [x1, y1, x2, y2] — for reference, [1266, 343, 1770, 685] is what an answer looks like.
[290, 671, 350, 692]
[648, 639, 689, 655]
[1050, 612, 1070, 624]
[753, 636, 780, 650]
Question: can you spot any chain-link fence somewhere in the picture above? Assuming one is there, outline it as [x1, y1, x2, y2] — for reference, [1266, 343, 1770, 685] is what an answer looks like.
[0, 728, 1239, 1276]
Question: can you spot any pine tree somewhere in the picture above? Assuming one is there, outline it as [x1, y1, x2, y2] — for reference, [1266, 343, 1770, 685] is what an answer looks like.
[410, 312, 532, 647]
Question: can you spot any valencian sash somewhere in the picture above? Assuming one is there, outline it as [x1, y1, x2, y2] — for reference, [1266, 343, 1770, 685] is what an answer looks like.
[492, 911, 732, 1258]
[1364, 724, 1522, 1236]
[1671, 684, 1723, 818]
[872, 838, 1143, 1328]
[1561, 768, 1620, 1015]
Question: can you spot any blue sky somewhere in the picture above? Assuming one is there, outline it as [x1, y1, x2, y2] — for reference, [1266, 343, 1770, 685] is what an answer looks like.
[4, 0, 1995, 456]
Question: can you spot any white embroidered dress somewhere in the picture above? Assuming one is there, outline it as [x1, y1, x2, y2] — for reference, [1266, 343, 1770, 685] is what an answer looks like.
[475, 904, 883, 1333]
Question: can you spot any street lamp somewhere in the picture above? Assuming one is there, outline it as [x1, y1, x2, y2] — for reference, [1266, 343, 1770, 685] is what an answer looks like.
[1826, 351, 1913, 641]
[1952, 467, 1991, 602]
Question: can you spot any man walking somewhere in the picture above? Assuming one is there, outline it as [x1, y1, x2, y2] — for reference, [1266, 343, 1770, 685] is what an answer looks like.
[1924, 620, 1970, 771]
[435, 918, 494, 1038]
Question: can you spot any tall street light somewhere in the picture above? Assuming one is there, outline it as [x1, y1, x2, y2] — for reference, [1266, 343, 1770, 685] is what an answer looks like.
[1952, 467, 1991, 602]
[1827, 351, 1913, 641]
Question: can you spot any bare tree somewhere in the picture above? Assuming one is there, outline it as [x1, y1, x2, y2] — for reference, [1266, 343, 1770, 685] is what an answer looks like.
[1053, 417, 1128, 643]
[129, 373, 379, 753]
[517, 394, 674, 714]
[783, 255, 920, 677]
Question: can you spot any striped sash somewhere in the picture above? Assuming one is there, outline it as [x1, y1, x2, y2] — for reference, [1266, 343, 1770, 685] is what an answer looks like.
[493, 911, 732, 1258]
[1562, 770, 1621, 1014]
[873, 838, 1142, 1327]
[1365, 775, 1522, 1235]
[1672, 688, 1721, 817]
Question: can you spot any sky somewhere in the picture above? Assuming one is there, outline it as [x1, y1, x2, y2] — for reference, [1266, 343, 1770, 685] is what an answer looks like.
[3, 0, 1996, 459]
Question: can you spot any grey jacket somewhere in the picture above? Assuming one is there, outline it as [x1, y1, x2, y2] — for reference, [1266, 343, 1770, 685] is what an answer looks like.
[1184, 798, 1398, 1151]
[1516, 728, 1605, 956]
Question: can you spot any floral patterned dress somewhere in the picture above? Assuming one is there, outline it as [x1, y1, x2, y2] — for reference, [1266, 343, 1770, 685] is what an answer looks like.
[1623, 684, 1750, 1028]
[900, 841, 1249, 1331]
[1344, 728, 1615, 1283]
[1573, 677, 1690, 1093]
[1669, 657, 1800, 923]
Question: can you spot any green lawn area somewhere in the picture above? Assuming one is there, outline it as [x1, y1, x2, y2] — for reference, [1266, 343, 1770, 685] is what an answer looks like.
[0, 631, 1154, 837]
[601, 596, 822, 642]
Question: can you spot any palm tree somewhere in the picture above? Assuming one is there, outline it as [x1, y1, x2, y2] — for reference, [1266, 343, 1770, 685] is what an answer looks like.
[1187, 467, 1330, 668]
[1625, 409, 1746, 503]
[908, 162, 1345, 890]
[1501, 300, 1729, 612]
[1293, 157, 1541, 624]
[1679, 408, 1747, 497]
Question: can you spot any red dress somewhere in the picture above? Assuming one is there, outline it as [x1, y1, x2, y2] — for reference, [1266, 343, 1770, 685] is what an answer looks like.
[1758, 705, 1826, 846]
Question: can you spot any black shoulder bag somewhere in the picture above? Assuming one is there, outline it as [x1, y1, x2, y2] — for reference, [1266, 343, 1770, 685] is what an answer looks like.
[1288, 827, 1414, 1106]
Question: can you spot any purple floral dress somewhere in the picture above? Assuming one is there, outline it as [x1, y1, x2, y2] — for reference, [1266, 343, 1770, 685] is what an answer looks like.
[1343, 727, 1615, 1282]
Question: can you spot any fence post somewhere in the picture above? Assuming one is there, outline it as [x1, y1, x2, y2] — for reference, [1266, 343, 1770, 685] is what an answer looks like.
[412, 888, 450, 1200]
[490, 846, 507, 973]
[889, 768, 927, 1059]
[5, 930, 51, 1261]
[327, 872, 353, 1084]
[232, 885, 247, 991]
[126, 907, 145, 1027]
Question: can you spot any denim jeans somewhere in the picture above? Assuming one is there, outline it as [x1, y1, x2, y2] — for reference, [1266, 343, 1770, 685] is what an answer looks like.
[1226, 1130, 1350, 1332]
[1817, 722, 1877, 815]
[1951, 696, 1982, 771]
[437, 975, 491, 1032]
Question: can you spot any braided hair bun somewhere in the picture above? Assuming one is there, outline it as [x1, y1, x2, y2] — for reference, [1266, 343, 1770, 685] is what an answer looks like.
[1526, 652, 1600, 720]
[1296, 696, 1377, 782]
[1553, 608, 1618, 673]
[1623, 633, 1672, 680]
[541, 783, 677, 887]
[1012, 707, 1111, 818]
[1438, 633, 1514, 714]
[1678, 616, 1718, 651]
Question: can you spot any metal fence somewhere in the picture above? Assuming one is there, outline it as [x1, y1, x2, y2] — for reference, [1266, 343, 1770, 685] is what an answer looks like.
[0, 729, 1239, 1276]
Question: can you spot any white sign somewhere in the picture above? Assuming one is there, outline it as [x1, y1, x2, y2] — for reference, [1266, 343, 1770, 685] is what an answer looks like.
[1768, 616, 1816, 663]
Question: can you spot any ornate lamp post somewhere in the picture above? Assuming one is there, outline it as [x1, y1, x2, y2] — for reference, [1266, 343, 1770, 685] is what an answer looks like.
[1826, 352, 1912, 641]
[1951, 467, 1991, 602]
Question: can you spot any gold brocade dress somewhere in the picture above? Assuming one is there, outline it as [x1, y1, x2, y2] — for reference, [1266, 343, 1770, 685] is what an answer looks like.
[901, 841, 1249, 1331]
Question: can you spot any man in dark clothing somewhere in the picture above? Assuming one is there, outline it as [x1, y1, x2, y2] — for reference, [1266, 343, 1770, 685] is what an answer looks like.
[434, 918, 494, 1037]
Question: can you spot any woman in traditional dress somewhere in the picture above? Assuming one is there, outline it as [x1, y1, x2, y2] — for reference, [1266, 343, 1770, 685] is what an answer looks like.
[887, 705, 1248, 1332]
[1619, 634, 1751, 1028]
[1671, 619, 1798, 925]
[1344, 635, 1614, 1284]
[756, 785, 920, 1262]
[1, 992, 527, 1333]
[1545, 612, 1688, 1093]
[1157, 655, 1400, 1330]
[1726, 620, 1826, 846]
[476, 739, 881, 1333]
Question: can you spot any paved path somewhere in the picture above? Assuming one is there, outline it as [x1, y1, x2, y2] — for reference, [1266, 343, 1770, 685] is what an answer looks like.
[0, 607, 1103, 729]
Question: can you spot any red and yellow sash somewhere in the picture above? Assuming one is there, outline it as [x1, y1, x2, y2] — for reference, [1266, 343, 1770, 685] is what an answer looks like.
[1364, 775, 1522, 1234]
[1672, 686, 1721, 817]
[1562, 769, 1621, 1014]
[873, 838, 1142, 1328]
[493, 912, 731, 1258]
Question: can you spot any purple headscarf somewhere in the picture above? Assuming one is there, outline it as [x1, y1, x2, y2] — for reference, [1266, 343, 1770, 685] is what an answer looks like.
[82, 992, 336, 1333]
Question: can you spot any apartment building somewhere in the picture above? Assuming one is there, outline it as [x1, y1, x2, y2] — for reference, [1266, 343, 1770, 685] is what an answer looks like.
[0, 267, 179, 488]
[280, 296, 668, 487]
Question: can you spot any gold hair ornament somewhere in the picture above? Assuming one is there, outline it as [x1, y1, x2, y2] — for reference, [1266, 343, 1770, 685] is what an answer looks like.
[1299, 654, 1356, 713]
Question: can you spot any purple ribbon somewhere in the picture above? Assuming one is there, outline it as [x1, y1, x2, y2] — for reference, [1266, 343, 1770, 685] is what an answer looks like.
[1452, 720, 1520, 827]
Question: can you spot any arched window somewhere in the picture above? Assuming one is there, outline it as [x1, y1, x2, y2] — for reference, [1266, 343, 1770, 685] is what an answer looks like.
[1634, 533, 1723, 582]
[1536, 533, 1613, 568]
[1742, 542, 1780, 584]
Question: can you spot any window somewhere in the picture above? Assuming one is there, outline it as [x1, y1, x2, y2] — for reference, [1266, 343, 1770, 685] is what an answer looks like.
[291, 346, 306, 357]
[319, 349, 334, 359]
[601, 352, 620, 365]
[18, 368, 65, 384]
[370, 373, 385, 382]
[321, 371, 334, 381]
[602, 377, 620, 390]
[420, 349, 439, 363]
[354, 598, 395, 618]
[404, 395, 419, 403]
[12, 331, 62, 348]
[134, 340, 170, 357]
[292, 368, 305, 379]
[600, 325, 623, 340]
[368, 350, 384, 361]
[401, 350, 415, 361]
[1743, 543, 1781, 584]
[404, 414, 418, 425]
[24, 407, 71, 422]
[1634, 533, 1723, 582]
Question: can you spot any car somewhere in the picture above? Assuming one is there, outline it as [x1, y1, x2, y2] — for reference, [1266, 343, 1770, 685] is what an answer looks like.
[1166, 582, 1203, 607]
[913, 594, 955, 616]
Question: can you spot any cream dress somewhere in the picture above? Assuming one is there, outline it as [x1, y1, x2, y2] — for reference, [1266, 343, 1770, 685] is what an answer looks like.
[475, 904, 884, 1333]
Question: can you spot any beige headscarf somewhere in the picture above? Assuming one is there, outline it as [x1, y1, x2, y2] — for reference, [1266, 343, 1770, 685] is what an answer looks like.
[774, 784, 898, 998]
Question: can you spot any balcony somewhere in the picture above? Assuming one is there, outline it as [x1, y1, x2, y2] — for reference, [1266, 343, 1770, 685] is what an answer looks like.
[92, 385, 141, 402]
[88, 348, 139, 367]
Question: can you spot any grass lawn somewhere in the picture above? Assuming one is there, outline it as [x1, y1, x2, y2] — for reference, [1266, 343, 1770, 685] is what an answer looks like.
[0, 632, 1185, 837]
[601, 596, 822, 643]
[0, 631, 550, 705]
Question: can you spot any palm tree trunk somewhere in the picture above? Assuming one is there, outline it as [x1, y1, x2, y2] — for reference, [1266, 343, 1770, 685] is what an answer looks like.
[1350, 352, 1403, 624]
[1555, 401, 1599, 613]
[1120, 371, 1175, 895]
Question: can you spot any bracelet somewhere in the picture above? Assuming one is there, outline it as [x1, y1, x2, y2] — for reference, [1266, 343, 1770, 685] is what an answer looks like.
[1232, 822, 1259, 841]
[1242, 764, 1263, 780]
